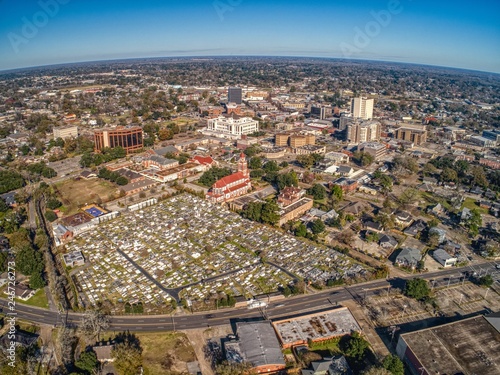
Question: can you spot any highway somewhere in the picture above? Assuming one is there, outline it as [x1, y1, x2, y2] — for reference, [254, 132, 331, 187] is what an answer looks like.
[1, 262, 498, 332]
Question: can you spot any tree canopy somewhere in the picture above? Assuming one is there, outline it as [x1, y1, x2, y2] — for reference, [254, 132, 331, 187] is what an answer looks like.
[403, 278, 430, 301]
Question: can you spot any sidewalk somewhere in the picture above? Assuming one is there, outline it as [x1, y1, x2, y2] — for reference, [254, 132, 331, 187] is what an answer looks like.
[342, 299, 390, 360]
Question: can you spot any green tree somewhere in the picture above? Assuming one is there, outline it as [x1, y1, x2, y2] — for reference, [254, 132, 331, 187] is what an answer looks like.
[403, 278, 430, 301]
[75, 350, 99, 374]
[249, 157, 262, 169]
[379, 175, 393, 194]
[295, 223, 308, 237]
[345, 331, 370, 361]
[464, 209, 482, 237]
[296, 154, 315, 169]
[470, 165, 488, 188]
[263, 160, 280, 173]
[45, 210, 57, 222]
[0, 198, 8, 212]
[261, 201, 280, 225]
[242, 202, 263, 222]
[276, 171, 298, 190]
[331, 185, 343, 201]
[112, 340, 142, 375]
[441, 167, 458, 183]
[382, 354, 404, 375]
[478, 275, 493, 288]
[29, 270, 46, 289]
[308, 183, 326, 200]
[311, 219, 325, 234]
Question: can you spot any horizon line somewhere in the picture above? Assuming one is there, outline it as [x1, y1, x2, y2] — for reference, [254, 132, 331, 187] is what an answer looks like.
[1, 55, 499, 76]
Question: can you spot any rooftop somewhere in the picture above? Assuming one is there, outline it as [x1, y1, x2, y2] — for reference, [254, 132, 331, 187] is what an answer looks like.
[226, 321, 285, 368]
[273, 307, 361, 346]
[399, 315, 500, 375]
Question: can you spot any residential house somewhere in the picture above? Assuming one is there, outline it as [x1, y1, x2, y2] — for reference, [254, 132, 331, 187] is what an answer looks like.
[422, 176, 438, 185]
[13, 284, 36, 300]
[403, 219, 427, 237]
[395, 248, 422, 269]
[92, 342, 115, 363]
[432, 249, 457, 267]
[394, 211, 414, 228]
[364, 220, 384, 233]
[0, 330, 39, 351]
[428, 203, 444, 216]
[337, 166, 354, 177]
[460, 207, 472, 223]
[429, 227, 447, 244]
[379, 234, 398, 250]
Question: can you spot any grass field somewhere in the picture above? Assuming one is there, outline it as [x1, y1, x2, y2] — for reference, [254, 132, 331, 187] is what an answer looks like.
[16, 288, 49, 309]
[54, 178, 117, 214]
[461, 197, 489, 215]
[137, 332, 196, 375]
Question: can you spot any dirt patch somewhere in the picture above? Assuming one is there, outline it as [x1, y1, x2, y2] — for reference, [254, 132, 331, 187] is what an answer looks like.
[54, 178, 117, 214]
[136, 332, 196, 375]
[184, 325, 234, 375]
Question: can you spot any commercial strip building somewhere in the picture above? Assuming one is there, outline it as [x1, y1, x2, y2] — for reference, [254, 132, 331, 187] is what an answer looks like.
[225, 321, 286, 374]
[273, 307, 361, 349]
[94, 126, 144, 154]
[396, 315, 500, 375]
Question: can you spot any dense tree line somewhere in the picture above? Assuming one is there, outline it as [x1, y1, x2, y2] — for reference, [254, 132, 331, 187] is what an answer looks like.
[198, 166, 232, 187]
[80, 146, 127, 168]
[0, 170, 26, 194]
[241, 200, 280, 225]
[98, 168, 129, 186]
[25, 162, 57, 179]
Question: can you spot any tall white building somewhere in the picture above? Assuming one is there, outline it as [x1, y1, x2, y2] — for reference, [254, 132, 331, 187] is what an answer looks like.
[351, 97, 374, 120]
[205, 116, 259, 139]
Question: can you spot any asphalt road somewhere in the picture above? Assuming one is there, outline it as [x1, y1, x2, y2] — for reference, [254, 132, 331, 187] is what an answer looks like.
[1, 262, 498, 332]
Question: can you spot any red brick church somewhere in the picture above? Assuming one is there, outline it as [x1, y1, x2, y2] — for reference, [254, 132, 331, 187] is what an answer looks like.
[206, 153, 251, 203]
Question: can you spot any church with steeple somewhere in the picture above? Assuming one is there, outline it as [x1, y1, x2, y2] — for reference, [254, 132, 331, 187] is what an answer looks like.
[206, 153, 252, 203]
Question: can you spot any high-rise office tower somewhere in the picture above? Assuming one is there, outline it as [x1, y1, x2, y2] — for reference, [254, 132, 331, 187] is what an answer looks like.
[228, 87, 242, 104]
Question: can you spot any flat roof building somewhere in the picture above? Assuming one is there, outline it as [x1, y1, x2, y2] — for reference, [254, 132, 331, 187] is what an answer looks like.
[273, 307, 361, 349]
[224, 321, 285, 374]
[205, 116, 259, 139]
[396, 315, 500, 375]
[53, 125, 78, 140]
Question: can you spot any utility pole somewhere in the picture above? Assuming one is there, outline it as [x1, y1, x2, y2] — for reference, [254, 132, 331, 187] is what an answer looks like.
[485, 288, 490, 299]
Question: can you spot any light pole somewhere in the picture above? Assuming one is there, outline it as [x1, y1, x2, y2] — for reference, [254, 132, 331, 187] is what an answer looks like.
[171, 312, 176, 332]
[447, 277, 452, 288]
[485, 288, 490, 299]
[387, 285, 391, 297]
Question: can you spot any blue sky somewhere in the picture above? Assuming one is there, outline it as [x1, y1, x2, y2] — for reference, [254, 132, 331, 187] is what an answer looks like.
[0, 0, 499, 73]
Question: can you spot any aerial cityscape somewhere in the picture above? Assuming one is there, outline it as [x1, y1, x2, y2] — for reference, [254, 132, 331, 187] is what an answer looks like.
[0, 1, 499, 375]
